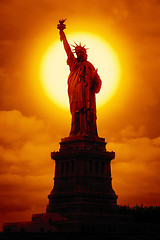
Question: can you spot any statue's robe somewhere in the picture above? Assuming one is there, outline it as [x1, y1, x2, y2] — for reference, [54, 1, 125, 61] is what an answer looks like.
[67, 53, 102, 136]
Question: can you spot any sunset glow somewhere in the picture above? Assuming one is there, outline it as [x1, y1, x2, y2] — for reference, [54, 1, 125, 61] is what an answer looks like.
[40, 32, 121, 109]
[0, 0, 160, 231]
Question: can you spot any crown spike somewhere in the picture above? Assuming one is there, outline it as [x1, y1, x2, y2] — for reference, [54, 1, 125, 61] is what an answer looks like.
[70, 41, 89, 54]
[73, 41, 78, 46]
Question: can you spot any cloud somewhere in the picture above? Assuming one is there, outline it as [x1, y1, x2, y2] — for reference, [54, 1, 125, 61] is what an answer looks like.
[0, 110, 58, 229]
[0, 110, 56, 175]
[118, 125, 147, 139]
[0, 110, 62, 184]
[108, 125, 160, 206]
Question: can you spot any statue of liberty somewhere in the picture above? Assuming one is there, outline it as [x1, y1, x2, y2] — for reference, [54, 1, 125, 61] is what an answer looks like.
[57, 20, 102, 137]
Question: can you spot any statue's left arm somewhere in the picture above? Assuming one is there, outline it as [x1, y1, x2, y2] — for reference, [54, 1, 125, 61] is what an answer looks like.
[92, 69, 102, 93]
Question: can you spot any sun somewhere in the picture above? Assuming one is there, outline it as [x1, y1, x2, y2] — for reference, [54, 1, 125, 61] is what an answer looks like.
[40, 32, 121, 110]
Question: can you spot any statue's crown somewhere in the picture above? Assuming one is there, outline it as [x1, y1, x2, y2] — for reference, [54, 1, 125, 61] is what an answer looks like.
[71, 42, 89, 53]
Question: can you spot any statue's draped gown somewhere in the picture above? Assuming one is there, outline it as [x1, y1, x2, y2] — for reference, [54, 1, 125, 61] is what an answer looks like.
[67, 52, 102, 136]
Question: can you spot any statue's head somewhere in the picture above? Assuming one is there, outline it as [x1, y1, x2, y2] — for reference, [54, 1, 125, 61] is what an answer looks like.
[71, 42, 88, 61]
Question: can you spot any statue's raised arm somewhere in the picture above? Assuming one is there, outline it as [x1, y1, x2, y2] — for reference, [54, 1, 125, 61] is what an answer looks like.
[57, 19, 72, 57]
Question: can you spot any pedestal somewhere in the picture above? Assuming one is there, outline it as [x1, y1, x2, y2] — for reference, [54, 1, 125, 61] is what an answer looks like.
[47, 136, 118, 225]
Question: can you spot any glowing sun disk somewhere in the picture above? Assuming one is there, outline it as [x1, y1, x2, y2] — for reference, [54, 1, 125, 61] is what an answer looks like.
[40, 32, 121, 109]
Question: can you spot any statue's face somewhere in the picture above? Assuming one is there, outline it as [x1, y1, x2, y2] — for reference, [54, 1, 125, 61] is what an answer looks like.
[76, 50, 83, 58]
[75, 50, 86, 61]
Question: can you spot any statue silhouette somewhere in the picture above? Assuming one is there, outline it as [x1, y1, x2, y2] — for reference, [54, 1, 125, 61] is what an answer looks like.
[58, 20, 102, 136]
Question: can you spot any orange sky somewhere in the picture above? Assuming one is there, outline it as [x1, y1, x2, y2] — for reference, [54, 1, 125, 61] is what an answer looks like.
[0, 0, 160, 230]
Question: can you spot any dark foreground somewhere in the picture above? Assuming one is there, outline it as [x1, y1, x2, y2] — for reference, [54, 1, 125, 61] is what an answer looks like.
[1, 232, 160, 240]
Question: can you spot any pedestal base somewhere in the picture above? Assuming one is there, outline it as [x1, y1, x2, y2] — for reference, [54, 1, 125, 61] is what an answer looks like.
[47, 136, 118, 221]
